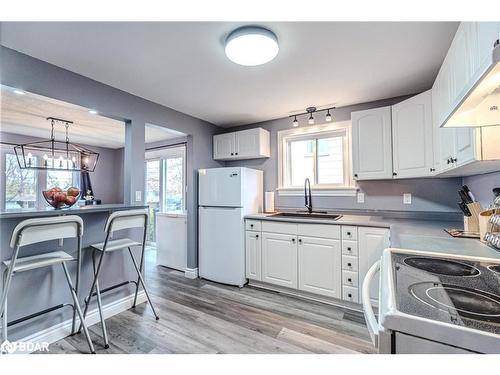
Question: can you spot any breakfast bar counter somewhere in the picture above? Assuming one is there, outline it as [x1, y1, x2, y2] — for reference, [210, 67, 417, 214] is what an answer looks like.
[0, 204, 148, 341]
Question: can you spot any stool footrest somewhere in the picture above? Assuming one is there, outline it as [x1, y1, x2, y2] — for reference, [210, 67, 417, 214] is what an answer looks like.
[7, 303, 74, 327]
[85, 280, 138, 302]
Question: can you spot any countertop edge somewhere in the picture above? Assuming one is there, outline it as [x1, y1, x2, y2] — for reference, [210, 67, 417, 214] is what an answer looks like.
[0, 204, 148, 219]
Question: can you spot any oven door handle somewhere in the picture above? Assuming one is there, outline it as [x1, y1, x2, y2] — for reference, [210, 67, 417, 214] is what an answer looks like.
[362, 260, 380, 348]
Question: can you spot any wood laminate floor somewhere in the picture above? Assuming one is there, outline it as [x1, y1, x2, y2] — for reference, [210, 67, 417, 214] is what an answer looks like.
[44, 247, 375, 354]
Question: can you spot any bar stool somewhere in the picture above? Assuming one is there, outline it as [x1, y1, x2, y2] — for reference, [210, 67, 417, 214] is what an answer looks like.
[80, 209, 159, 349]
[0, 215, 95, 354]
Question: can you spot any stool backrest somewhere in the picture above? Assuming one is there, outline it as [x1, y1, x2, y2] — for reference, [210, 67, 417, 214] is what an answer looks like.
[104, 209, 148, 234]
[10, 215, 84, 248]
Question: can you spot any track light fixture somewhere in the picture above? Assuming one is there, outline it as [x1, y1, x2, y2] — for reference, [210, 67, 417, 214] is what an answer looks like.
[289, 106, 336, 127]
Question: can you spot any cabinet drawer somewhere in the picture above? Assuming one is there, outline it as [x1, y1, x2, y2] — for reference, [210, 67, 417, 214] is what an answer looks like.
[246, 220, 261, 231]
[342, 226, 358, 241]
[341, 240, 358, 256]
[342, 255, 359, 272]
[262, 221, 298, 235]
[343, 286, 359, 303]
[298, 223, 340, 239]
[342, 271, 359, 287]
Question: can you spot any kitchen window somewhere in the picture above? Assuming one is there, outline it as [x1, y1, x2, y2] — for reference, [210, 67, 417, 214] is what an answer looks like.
[278, 121, 355, 196]
[1, 149, 80, 210]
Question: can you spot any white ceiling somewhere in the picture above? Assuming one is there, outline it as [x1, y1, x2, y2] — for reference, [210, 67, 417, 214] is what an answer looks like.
[0, 86, 186, 149]
[0, 22, 459, 127]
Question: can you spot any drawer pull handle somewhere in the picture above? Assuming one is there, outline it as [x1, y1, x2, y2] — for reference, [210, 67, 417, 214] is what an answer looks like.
[255, 234, 259, 239]
[298, 238, 302, 244]
[348, 293, 352, 298]
[292, 238, 296, 243]
[348, 278, 352, 282]
[250, 224, 254, 228]
[347, 232, 351, 236]
[348, 263, 352, 267]
[347, 247, 351, 251]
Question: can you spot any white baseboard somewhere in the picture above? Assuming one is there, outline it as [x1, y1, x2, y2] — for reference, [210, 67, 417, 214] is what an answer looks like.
[184, 267, 198, 279]
[14, 291, 146, 353]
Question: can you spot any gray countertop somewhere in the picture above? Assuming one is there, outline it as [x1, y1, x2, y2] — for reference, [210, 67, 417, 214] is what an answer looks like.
[0, 204, 148, 219]
[245, 212, 500, 259]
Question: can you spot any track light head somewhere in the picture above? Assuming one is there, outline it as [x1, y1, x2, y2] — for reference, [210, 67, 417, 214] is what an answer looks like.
[292, 116, 299, 127]
[325, 110, 332, 122]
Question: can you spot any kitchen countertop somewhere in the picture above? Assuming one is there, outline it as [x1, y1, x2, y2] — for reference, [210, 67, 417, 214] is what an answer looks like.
[245, 212, 500, 259]
[0, 204, 148, 219]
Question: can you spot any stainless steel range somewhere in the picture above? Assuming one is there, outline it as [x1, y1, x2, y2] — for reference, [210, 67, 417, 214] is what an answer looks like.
[363, 248, 500, 354]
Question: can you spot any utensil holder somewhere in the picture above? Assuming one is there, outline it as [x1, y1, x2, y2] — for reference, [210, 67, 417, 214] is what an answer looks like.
[464, 202, 483, 232]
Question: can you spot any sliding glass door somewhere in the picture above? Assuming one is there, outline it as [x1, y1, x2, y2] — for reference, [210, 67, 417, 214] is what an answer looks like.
[145, 145, 186, 243]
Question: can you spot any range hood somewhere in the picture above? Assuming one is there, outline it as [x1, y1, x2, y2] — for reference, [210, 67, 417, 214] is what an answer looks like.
[442, 43, 500, 128]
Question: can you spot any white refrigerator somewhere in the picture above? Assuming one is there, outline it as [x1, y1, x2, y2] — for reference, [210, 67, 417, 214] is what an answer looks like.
[198, 167, 263, 287]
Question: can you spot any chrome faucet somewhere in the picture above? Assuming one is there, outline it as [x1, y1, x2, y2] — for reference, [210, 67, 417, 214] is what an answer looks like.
[304, 178, 312, 214]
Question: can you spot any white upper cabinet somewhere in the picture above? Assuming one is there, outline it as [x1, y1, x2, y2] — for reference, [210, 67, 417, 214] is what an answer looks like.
[433, 22, 500, 128]
[391, 90, 434, 178]
[213, 127, 270, 161]
[351, 106, 393, 180]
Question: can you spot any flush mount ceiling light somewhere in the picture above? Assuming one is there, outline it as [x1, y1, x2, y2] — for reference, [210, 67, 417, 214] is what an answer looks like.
[225, 26, 279, 66]
[289, 106, 336, 127]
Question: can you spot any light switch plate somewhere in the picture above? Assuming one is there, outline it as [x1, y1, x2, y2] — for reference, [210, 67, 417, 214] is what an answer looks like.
[403, 193, 412, 205]
[357, 192, 365, 203]
[135, 190, 142, 202]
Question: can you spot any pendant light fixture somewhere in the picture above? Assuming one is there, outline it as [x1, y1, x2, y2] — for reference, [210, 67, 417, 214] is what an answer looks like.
[290, 106, 336, 127]
[14, 117, 99, 172]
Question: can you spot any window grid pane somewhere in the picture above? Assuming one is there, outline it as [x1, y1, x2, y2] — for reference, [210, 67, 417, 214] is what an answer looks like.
[289, 139, 315, 187]
[317, 137, 344, 185]
[5, 154, 38, 209]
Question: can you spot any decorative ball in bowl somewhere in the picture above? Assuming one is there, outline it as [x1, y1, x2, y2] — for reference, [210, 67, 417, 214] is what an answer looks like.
[43, 187, 80, 209]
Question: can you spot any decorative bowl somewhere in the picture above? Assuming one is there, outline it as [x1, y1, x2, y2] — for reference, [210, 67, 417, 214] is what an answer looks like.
[42, 187, 80, 209]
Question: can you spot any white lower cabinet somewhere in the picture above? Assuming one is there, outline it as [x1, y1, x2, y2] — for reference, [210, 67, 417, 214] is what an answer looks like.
[358, 226, 390, 304]
[261, 232, 298, 288]
[246, 220, 390, 305]
[245, 231, 261, 281]
[298, 236, 341, 298]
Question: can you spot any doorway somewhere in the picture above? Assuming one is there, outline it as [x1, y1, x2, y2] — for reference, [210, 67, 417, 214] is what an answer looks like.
[145, 144, 186, 243]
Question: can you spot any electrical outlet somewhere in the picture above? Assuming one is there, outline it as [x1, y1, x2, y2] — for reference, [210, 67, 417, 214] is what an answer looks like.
[357, 192, 365, 203]
[135, 190, 142, 202]
[403, 193, 412, 205]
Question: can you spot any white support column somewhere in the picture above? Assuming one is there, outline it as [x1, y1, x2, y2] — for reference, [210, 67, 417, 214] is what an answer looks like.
[124, 119, 145, 205]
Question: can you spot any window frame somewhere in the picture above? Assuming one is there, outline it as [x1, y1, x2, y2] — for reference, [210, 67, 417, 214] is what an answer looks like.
[277, 121, 356, 197]
[1, 148, 80, 210]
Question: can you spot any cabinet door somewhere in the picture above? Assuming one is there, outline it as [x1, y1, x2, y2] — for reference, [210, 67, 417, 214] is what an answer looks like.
[298, 236, 341, 298]
[474, 22, 500, 76]
[235, 129, 260, 159]
[262, 232, 298, 289]
[245, 231, 262, 280]
[213, 133, 235, 160]
[392, 90, 434, 178]
[449, 23, 474, 104]
[351, 106, 393, 180]
[454, 128, 476, 167]
[358, 227, 389, 305]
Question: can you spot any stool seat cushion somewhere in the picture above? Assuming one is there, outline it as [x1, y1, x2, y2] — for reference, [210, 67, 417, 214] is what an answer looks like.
[90, 238, 142, 252]
[3, 251, 74, 273]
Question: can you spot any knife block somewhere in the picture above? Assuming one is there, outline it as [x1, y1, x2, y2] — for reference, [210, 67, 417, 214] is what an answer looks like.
[464, 202, 482, 232]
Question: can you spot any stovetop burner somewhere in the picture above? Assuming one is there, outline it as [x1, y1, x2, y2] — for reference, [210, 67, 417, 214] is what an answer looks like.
[403, 257, 480, 277]
[488, 264, 500, 275]
[409, 282, 500, 323]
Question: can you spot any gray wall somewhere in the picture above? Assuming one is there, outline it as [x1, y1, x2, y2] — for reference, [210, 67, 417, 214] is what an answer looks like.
[463, 171, 500, 208]
[225, 98, 464, 213]
[1, 46, 224, 269]
[0, 132, 124, 204]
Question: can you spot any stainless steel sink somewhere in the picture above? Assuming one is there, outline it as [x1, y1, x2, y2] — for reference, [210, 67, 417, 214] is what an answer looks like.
[270, 212, 342, 220]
